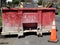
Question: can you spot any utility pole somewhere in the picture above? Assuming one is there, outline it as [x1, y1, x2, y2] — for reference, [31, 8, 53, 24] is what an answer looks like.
[0, 0, 1, 8]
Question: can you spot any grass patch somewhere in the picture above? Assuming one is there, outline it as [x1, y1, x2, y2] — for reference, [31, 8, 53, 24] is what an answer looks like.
[58, 11, 60, 15]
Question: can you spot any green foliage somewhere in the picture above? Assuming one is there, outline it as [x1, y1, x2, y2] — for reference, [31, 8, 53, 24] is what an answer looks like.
[7, 1, 12, 7]
[20, 0, 25, 2]
[58, 11, 60, 15]
[12, 0, 19, 4]
[38, 0, 43, 5]
[8, 2, 12, 6]
[12, 0, 25, 4]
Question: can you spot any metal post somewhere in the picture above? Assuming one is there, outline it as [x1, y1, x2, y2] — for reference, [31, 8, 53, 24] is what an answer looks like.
[0, 0, 1, 8]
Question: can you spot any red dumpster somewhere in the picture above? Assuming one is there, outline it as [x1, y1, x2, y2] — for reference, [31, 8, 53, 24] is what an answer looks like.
[1, 8, 56, 37]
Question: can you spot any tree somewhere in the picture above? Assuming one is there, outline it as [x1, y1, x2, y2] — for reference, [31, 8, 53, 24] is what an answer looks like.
[6, 1, 12, 8]
[12, 0, 19, 4]
[12, 0, 25, 4]
[38, 0, 43, 5]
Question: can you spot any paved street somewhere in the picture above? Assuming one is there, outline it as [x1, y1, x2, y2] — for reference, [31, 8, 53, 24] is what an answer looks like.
[0, 15, 60, 45]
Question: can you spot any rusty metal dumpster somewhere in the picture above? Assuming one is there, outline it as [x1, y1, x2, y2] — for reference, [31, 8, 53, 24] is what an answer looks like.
[1, 8, 56, 37]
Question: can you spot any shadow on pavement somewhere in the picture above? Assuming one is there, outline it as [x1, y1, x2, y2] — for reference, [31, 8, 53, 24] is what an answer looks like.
[0, 42, 8, 44]
[0, 35, 18, 38]
[24, 32, 50, 37]
[0, 32, 50, 38]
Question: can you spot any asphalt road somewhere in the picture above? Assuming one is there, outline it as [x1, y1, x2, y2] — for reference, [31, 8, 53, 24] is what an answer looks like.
[0, 15, 60, 45]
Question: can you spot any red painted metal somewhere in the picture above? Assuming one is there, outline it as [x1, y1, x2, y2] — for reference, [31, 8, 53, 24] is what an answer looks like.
[2, 8, 55, 34]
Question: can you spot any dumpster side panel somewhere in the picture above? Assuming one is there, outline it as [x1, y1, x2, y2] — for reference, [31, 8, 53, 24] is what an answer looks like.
[42, 10, 55, 32]
[2, 10, 22, 33]
[38, 11, 42, 29]
[23, 11, 38, 23]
